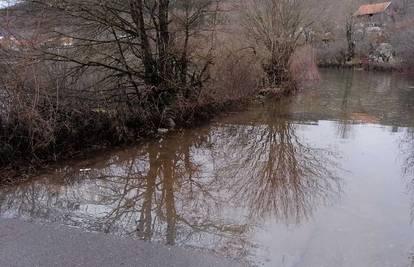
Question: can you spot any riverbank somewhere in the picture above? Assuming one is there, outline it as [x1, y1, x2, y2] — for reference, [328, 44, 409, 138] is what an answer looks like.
[0, 98, 251, 186]
[1, 86, 295, 186]
[0, 77, 304, 186]
[0, 218, 243, 267]
[318, 61, 400, 72]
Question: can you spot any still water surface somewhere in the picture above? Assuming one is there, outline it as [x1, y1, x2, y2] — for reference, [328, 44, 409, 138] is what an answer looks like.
[2, 70, 414, 266]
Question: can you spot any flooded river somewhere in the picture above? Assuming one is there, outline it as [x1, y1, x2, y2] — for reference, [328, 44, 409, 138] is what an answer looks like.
[2, 69, 414, 266]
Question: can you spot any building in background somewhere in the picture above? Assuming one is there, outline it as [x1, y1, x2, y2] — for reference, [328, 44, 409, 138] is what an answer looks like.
[354, 2, 396, 26]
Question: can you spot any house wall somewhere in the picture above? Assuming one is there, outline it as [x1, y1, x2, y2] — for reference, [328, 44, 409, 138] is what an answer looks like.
[356, 12, 394, 27]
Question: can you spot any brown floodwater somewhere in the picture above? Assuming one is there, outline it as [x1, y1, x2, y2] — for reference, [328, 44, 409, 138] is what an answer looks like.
[2, 69, 414, 266]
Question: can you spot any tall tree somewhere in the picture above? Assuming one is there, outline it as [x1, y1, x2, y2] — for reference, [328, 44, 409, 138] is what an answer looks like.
[22, 0, 221, 108]
[240, 0, 318, 87]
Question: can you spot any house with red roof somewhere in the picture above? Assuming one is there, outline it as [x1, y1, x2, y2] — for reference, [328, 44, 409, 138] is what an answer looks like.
[354, 2, 396, 26]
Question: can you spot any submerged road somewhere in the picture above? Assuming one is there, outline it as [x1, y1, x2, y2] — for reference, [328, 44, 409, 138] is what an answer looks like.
[0, 219, 243, 267]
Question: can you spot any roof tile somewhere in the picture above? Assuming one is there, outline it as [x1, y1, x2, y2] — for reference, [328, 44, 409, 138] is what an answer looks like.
[354, 2, 392, 16]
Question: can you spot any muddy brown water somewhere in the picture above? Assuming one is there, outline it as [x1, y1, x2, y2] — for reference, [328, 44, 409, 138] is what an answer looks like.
[2, 69, 414, 266]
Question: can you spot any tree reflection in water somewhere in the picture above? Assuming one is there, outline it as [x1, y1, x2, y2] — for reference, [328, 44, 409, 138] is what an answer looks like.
[212, 103, 341, 223]
[336, 70, 354, 139]
[400, 128, 414, 223]
[399, 128, 414, 267]
[0, 104, 342, 260]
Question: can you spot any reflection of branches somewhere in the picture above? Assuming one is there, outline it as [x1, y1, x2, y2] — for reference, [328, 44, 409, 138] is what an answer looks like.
[0, 129, 251, 257]
[336, 71, 353, 139]
[0, 109, 342, 260]
[399, 128, 414, 222]
[214, 104, 341, 223]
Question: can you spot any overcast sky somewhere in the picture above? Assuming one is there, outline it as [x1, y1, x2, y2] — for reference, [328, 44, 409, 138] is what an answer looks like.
[0, 0, 17, 8]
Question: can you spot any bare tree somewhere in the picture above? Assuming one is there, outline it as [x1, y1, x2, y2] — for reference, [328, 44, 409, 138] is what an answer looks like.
[17, 0, 223, 112]
[240, 0, 318, 88]
[345, 16, 356, 61]
[392, 1, 414, 68]
[393, 24, 414, 68]
[0, 0, 234, 171]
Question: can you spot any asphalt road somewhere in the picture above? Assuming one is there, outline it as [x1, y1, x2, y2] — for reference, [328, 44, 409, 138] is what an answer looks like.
[0, 218, 244, 267]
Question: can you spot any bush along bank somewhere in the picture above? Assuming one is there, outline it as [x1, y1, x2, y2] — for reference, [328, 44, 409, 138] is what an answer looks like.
[0, 75, 299, 186]
[0, 0, 322, 185]
[0, 95, 257, 186]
